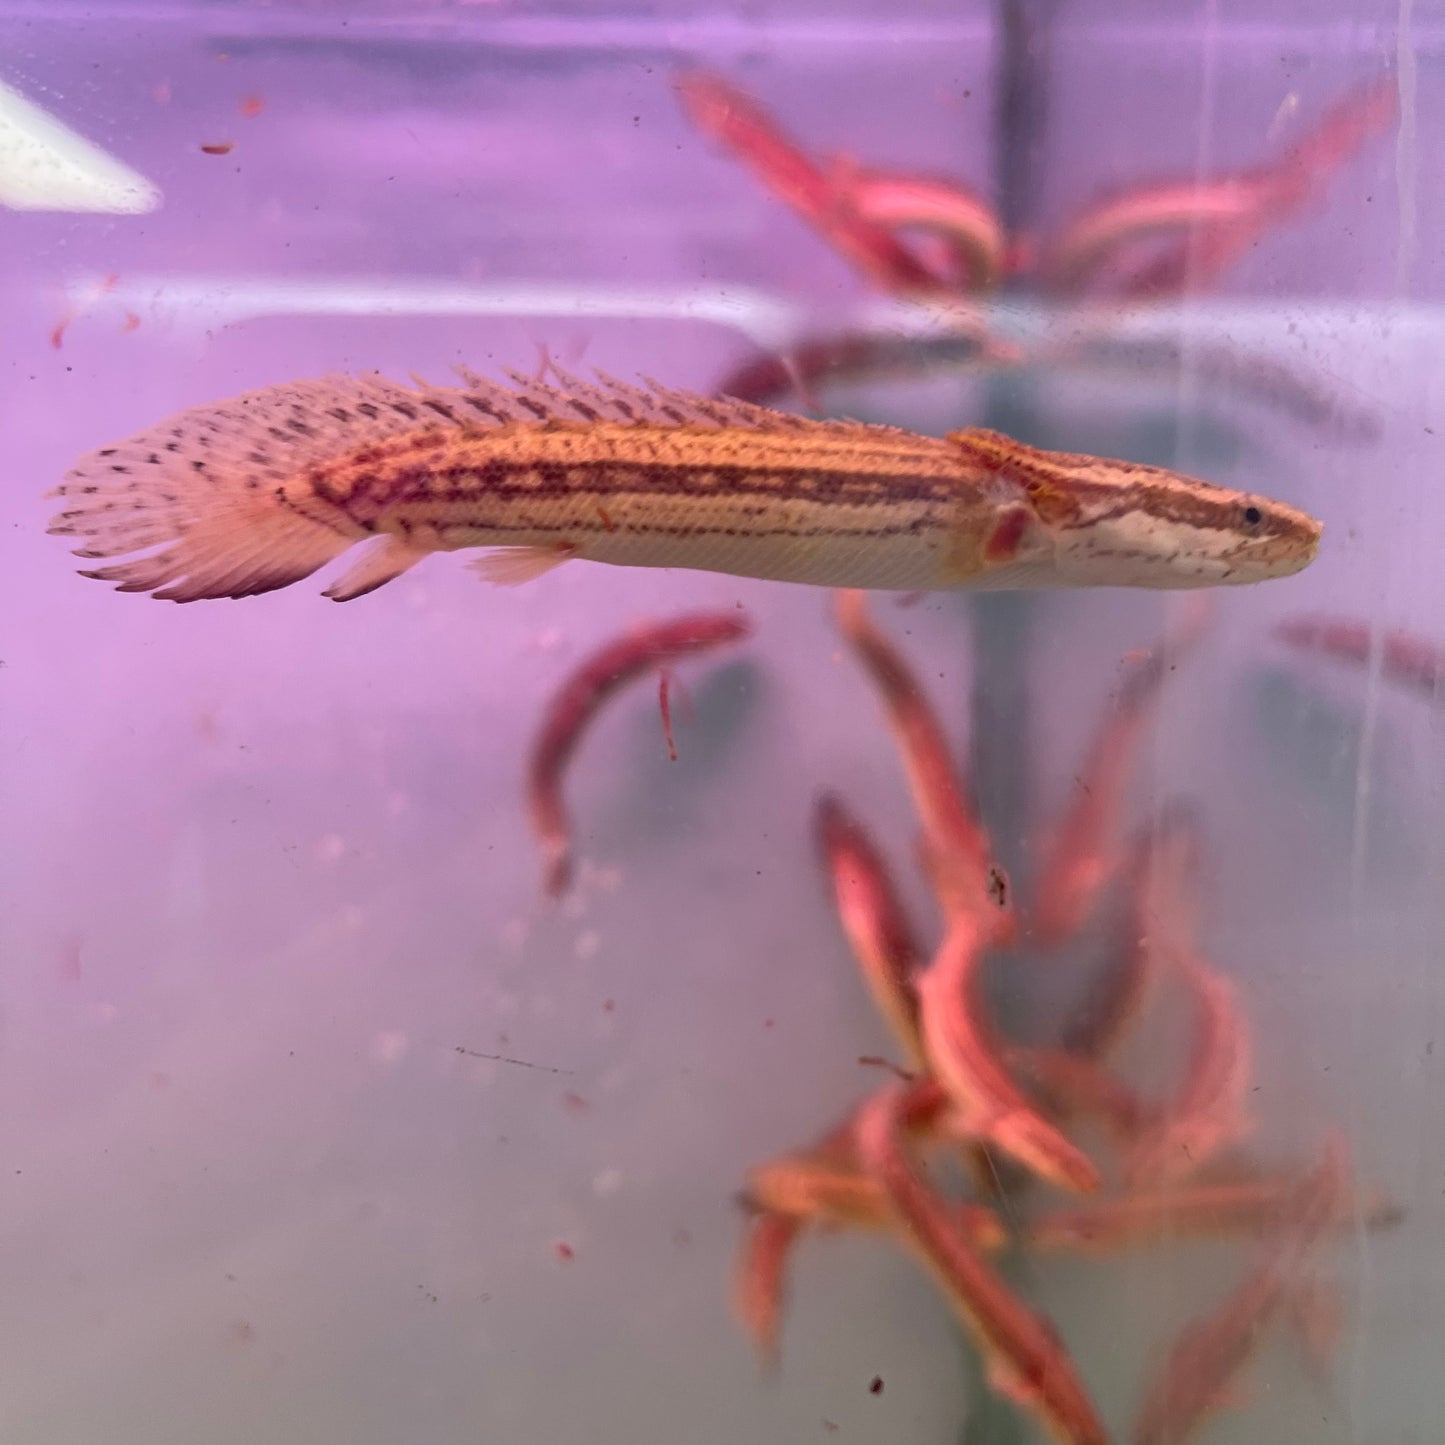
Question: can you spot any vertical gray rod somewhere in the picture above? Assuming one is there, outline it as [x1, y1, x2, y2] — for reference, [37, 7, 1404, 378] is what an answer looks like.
[957, 16, 1062, 1441]
[968, 0, 1056, 880]
[993, 0, 1054, 235]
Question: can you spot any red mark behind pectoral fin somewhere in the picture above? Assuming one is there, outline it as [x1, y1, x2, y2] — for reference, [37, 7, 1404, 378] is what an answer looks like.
[985, 504, 1033, 562]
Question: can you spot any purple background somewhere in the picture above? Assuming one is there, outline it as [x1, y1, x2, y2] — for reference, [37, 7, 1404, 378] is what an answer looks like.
[1, 4, 1442, 1443]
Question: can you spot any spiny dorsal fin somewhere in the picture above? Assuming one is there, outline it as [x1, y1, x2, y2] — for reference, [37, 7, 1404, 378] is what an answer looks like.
[50, 367, 898, 544]
[44, 364, 907, 602]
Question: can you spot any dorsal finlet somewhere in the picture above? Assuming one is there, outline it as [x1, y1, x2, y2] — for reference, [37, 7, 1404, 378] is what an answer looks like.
[948, 428, 1089, 526]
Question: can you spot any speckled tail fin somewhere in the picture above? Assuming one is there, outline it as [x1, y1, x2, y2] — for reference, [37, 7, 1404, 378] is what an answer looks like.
[46, 372, 434, 601]
[75, 495, 352, 603]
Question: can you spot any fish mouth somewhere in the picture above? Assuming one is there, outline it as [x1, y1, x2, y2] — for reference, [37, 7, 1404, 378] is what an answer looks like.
[1244, 495, 1323, 573]
[1245, 518, 1322, 579]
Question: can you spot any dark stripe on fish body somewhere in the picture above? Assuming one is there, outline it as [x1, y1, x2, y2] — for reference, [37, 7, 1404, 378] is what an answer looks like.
[420, 515, 938, 544]
[332, 458, 963, 519]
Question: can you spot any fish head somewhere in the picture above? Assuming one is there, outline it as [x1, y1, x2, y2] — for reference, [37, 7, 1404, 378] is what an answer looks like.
[951, 429, 1323, 589]
[1049, 477, 1324, 588]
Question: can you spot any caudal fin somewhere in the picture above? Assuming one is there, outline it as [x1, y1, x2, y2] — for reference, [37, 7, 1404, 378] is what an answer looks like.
[44, 373, 430, 601]
[71, 499, 350, 603]
[47, 364, 887, 602]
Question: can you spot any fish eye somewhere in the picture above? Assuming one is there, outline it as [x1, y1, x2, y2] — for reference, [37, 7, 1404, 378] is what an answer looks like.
[1242, 504, 1263, 527]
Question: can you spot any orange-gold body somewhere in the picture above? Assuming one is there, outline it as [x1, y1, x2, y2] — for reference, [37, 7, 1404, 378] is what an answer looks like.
[50, 369, 1319, 604]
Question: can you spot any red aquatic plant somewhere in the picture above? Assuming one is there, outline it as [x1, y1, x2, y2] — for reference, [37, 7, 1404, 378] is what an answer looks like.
[723, 592, 1399, 1443]
[678, 70, 1395, 439]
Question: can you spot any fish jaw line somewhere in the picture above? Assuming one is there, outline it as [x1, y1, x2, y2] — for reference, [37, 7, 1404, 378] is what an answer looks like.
[1239, 512, 1322, 579]
[1049, 506, 1321, 588]
[947, 428, 1321, 589]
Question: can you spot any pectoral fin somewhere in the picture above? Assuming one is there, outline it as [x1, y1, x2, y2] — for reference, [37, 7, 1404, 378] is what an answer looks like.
[323, 535, 431, 601]
[469, 543, 578, 586]
[938, 501, 1053, 587]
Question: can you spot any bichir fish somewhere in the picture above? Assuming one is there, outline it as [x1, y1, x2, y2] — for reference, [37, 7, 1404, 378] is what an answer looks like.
[47, 366, 1321, 603]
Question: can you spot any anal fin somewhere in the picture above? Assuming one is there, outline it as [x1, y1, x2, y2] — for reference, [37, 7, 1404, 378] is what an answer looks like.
[469, 543, 577, 587]
[323, 534, 431, 602]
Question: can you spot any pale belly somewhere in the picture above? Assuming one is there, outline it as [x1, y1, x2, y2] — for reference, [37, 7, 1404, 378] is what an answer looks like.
[406, 494, 1055, 592]
[572, 526, 954, 590]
